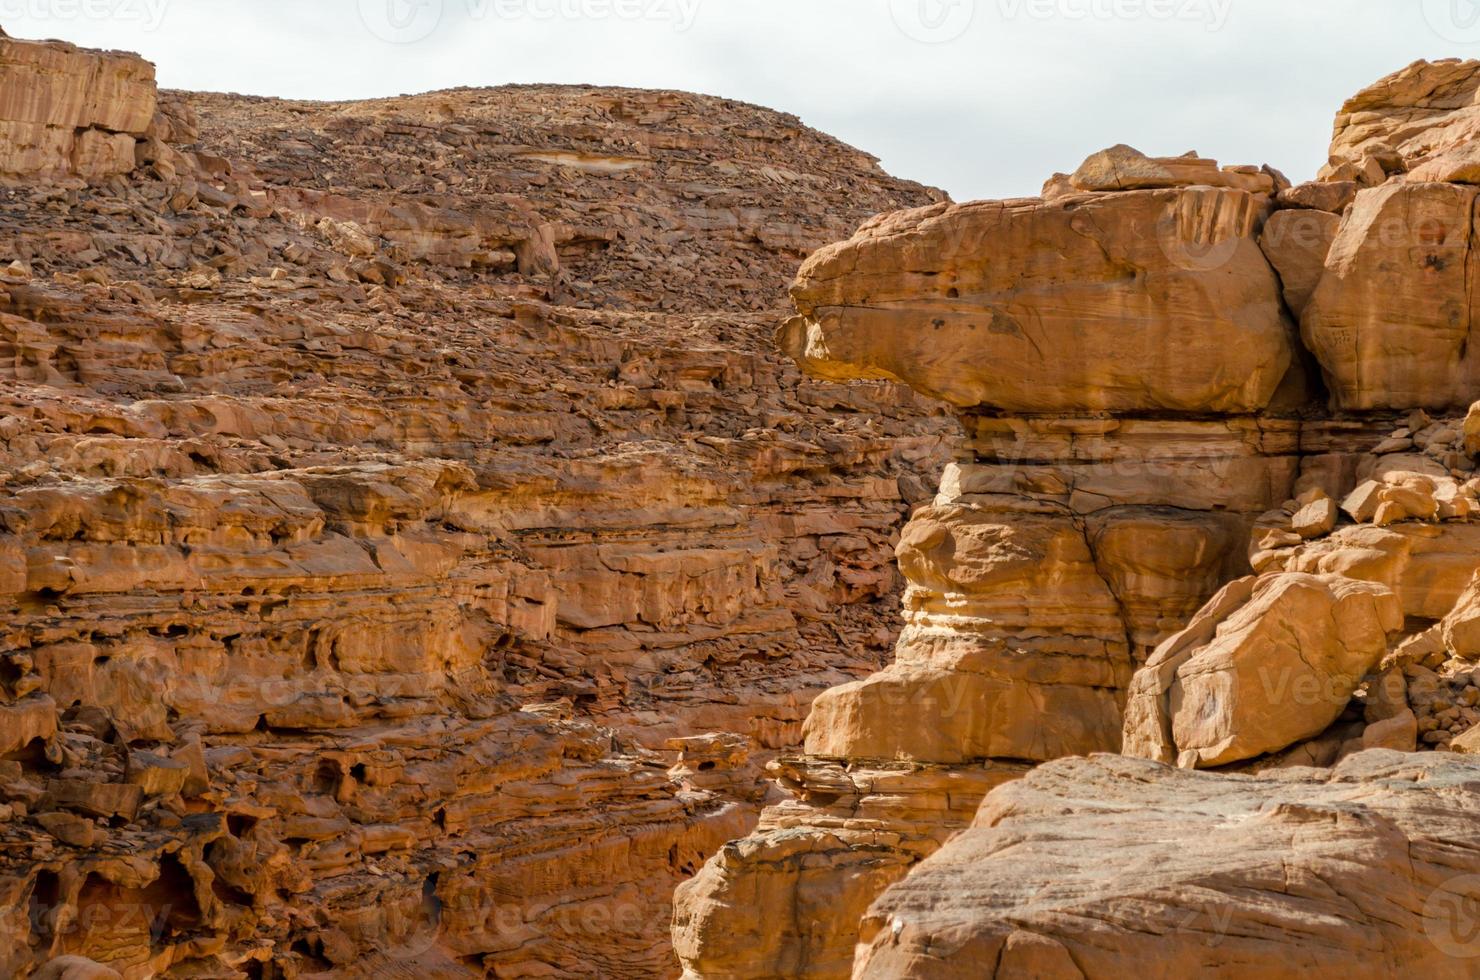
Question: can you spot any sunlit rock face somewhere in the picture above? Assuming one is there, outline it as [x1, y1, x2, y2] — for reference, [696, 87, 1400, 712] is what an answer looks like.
[0, 31, 963, 980]
[780, 186, 1295, 415]
[855, 752, 1480, 980]
[680, 59, 1480, 980]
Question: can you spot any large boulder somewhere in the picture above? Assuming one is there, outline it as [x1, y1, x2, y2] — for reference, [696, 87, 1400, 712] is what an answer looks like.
[1123, 572, 1402, 768]
[1065, 143, 1277, 194]
[778, 187, 1296, 414]
[1302, 182, 1480, 410]
[855, 752, 1480, 979]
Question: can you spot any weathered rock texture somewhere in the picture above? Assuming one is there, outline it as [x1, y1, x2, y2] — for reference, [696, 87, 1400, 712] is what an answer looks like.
[678, 153, 1321, 979]
[679, 58, 1480, 979]
[0, 34, 952, 979]
[0, 36, 156, 178]
[17, 32, 1480, 980]
[855, 752, 1480, 979]
[775, 166, 1320, 774]
[672, 758, 1026, 979]
[781, 188, 1294, 414]
[1123, 572, 1402, 769]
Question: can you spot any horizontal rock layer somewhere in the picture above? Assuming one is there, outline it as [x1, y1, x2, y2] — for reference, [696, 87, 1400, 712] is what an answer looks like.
[780, 188, 1298, 414]
[672, 757, 1026, 979]
[0, 37, 156, 178]
[0, 35, 950, 979]
[683, 56, 1480, 979]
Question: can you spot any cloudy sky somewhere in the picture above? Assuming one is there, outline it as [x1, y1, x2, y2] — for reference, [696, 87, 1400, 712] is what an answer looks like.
[4, 0, 1479, 200]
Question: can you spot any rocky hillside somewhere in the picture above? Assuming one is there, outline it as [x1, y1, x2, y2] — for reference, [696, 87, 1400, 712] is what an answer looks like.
[0, 34, 949, 979]
[678, 60, 1480, 977]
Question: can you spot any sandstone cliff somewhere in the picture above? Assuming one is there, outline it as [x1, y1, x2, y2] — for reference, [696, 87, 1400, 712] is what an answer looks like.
[0, 33, 950, 979]
[0, 35, 155, 178]
[14, 30, 1480, 980]
[677, 61, 1480, 978]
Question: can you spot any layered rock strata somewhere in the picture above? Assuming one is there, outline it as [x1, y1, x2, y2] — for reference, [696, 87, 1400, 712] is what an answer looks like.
[678, 148, 1322, 978]
[0, 36, 156, 178]
[679, 61, 1480, 978]
[1125, 407, 1480, 770]
[0, 33, 951, 979]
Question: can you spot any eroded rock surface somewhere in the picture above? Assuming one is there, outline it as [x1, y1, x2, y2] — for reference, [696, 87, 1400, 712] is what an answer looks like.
[1122, 572, 1402, 769]
[672, 758, 1026, 979]
[679, 143, 1320, 975]
[0, 36, 155, 178]
[0, 33, 950, 979]
[680, 56, 1480, 979]
[856, 752, 1480, 979]
[780, 188, 1295, 414]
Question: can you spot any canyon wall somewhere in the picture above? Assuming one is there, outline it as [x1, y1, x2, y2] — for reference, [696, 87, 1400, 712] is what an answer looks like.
[678, 60, 1480, 978]
[13, 32, 1480, 980]
[0, 35, 155, 178]
[0, 34, 951, 979]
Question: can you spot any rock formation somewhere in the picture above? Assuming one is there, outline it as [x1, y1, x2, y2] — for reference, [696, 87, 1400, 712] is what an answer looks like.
[678, 59, 1480, 978]
[855, 752, 1480, 979]
[0, 36, 156, 178]
[0, 32, 952, 978]
[1122, 573, 1402, 769]
[14, 28, 1480, 980]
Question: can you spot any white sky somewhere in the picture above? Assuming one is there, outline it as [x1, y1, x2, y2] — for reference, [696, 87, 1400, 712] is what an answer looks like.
[4, 0, 1479, 200]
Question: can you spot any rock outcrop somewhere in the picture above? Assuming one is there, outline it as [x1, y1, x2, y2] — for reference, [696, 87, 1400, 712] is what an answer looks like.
[1325, 58, 1480, 182]
[779, 186, 1295, 414]
[15, 30, 1480, 980]
[855, 752, 1480, 979]
[679, 57, 1480, 978]
[0, 33, 952, 979]
[672, 758, 1026, 979]
[0, 36, 156, 178]
[678, 149, 1319, 976]
[1301, 180, 1480, 410]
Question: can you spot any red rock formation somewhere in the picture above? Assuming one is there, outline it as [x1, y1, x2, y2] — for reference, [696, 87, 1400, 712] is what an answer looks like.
[0, 33, 951, 978]
[0, 36, 155, 178]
